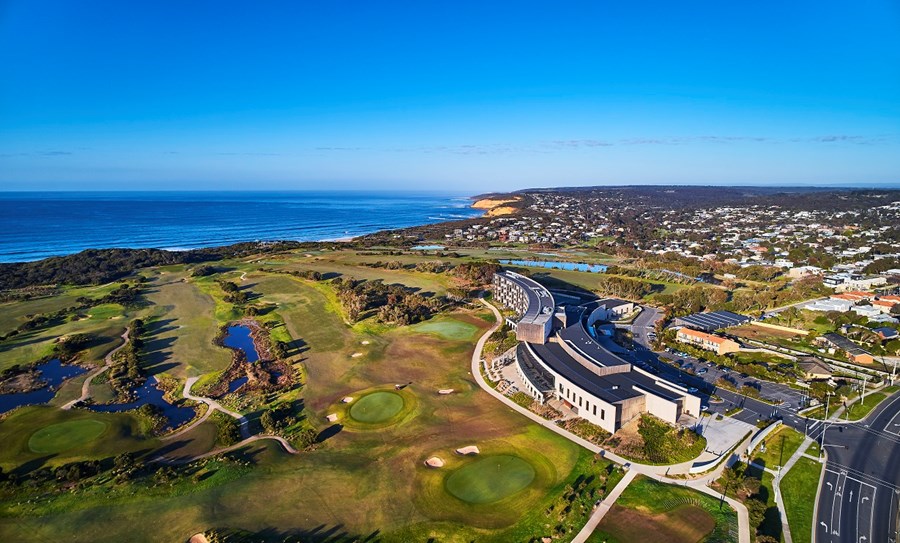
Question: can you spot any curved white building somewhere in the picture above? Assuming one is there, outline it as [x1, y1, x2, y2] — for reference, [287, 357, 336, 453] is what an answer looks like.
[493, 270, 700, 434]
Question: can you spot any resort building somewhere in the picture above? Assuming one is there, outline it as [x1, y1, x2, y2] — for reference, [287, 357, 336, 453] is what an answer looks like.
[675, 328, 741, 356]
[493, 270, 701, 434]
[493, 270, 554, 344]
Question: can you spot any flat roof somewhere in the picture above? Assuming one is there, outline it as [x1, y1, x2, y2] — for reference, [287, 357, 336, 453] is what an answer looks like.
[675, 310, 750, 331]
[531, 342, 642, 403]
[822, 333, 870, 356]
[497, 270, 555, 324]
[557, 317, 630, 368]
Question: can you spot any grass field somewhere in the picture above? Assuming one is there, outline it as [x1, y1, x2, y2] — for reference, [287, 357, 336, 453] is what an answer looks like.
[0, 261, 606, 542]
[411, 316, 480, 341]
[590, 475, 738, 543]
[0, 406, 160, 469]
[781, 457, 823, 543]
[751, 426, 806, 470]
[840, 387, 898, 421]
[444, 454, 536, 504]
[140, 270, 232, 379]
[0, 283, 123, 335]
[349, 391, 405, 423]
[27, 419, 109, 454]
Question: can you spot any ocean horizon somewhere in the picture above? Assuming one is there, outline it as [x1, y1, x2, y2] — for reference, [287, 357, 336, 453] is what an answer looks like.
[0, 190, 483, 263]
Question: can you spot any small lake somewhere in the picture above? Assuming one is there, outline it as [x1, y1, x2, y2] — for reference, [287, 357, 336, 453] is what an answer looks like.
[499, 259, 608, 273]
[227, 376, 249, 393]
[410, 244, 446, 250]
[223, 324, 260, 362]
[88, 377, 195, 430]
[0, 359, 87, 414]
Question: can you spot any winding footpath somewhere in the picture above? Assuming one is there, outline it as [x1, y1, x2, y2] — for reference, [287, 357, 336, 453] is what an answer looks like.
[61, 327, 130, 410]
[155, 376, 298, 462]
[473, 297, 751, 543]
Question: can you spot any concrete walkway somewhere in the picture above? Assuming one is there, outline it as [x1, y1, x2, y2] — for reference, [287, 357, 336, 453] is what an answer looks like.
[572, 469, 638, 543]
[473, 297, 751, 543]
[153, 376, 298, 462]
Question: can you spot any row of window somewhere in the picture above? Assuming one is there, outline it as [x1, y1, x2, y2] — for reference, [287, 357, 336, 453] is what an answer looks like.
[558, 382, 605, 420]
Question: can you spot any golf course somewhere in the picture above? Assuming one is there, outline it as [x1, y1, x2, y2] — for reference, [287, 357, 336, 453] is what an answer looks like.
[0, 248, 624, 542]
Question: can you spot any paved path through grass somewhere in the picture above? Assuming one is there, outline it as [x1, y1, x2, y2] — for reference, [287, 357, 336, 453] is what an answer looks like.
[572, 468, 638, 543]
[472, 297, 751, 543]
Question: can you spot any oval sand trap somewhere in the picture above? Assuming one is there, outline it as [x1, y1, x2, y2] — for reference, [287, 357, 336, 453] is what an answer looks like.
[28, 419, 109, 453]
[349, 391, 404, 423]
[445, 454, 536, 504]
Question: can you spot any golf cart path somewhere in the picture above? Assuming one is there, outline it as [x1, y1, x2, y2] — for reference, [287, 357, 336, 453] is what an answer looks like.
[61, 327, 130, 410]
[155, 376, 298, 461]
[473, 296, 750, 543]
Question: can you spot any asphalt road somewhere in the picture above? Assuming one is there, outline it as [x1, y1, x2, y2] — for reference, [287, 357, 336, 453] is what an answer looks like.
[627, 304, 900, 543]
[815, 392, 900, 543]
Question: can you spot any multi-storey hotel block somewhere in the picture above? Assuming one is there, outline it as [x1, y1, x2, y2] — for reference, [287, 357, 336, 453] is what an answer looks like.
[493, 270, 701, 434]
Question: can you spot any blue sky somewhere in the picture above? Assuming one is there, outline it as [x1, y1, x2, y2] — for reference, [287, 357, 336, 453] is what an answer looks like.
[1, 1, 899, 191]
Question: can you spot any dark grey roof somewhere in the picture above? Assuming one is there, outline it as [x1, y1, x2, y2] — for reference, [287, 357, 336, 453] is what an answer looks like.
[558, 319, 630, 369]
[675, 311, 750, 331]
[822, 333, 870, 356]
[531, 342, 643, 403]
[497, 270, 554, 322]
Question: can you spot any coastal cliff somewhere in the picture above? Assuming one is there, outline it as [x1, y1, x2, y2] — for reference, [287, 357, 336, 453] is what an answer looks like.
[471, 196, 522, 217]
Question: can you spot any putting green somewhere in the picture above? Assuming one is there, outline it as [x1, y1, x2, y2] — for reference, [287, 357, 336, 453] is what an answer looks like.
[445, 455, 536, 504]
[28, 419, 109, 453]
[349, 391, 404, 423]
[413, 318, 479, 341]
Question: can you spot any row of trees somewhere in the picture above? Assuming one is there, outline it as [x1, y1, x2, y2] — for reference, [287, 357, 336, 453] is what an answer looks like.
[106, 319, 147, 401]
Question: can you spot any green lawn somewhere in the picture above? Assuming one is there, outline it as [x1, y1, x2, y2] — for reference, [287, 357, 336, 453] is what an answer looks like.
[349, 391, 405, 423]
[780, 457, 823, 543]
[444, 454, 536, 504]
[590, 475, 738, 543]
[0, 406, 159, 469]
[752, 426, 806, 470]
[27, 419, 109, 453]
[841, 388, 898, 421]
[411, 316, 480, 341]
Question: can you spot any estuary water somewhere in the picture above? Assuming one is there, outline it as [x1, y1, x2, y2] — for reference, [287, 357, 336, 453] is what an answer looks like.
[0, 191, 482, 262]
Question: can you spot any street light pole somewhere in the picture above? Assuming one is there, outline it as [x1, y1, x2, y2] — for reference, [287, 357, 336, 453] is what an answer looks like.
[820, 392, 830, 460]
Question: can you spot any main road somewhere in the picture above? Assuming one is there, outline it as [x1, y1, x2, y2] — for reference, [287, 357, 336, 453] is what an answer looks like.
[814, 392, 900, 543]
[625, 303, 900, 543]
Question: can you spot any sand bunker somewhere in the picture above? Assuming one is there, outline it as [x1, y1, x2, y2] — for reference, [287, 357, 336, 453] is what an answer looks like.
[424, 456, 445, 468]
[438, 389, 455, 395]
[341, 396, 354, 403]
[189, 535, 210, 543]
[455, 445, 480, 455]
[351, 352, 363, 358]
[326, 413, 339, 422]
[361, 340, 370, 345]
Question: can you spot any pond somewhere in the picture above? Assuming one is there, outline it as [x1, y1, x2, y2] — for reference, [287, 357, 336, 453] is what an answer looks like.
[410, 244, 445, 251]
[223, 324, 260, 363]
[88, 377, 195, 430]
[499, 259, 608, 273]
[0, 359, 87, 414]
[227, 376, 249, 393]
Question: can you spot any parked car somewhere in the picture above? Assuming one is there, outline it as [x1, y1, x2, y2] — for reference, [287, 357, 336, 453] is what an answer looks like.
[698, 368, 708, 375]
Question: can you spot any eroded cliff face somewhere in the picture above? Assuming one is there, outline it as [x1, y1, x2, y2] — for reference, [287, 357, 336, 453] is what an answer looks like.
[471, 197, 522, 216]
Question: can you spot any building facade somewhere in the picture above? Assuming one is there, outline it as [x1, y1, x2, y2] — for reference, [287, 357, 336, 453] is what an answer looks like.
[676, 328, 741, 355]
[493, 270, 700, 434]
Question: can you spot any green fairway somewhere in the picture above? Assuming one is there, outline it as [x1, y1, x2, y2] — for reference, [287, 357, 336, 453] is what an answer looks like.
[445, 455, 536, 504]
[28, 419, 109, 453]
[412, 317, 480, 341]
[0, 406, 160, 469]
[349, 391, 404, 422]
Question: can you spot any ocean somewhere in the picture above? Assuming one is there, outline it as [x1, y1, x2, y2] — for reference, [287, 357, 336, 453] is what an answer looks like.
[0, 191, 483, 263]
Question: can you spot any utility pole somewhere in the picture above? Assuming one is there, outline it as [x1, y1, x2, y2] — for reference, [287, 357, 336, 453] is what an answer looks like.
[820, 392, 831, 460]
